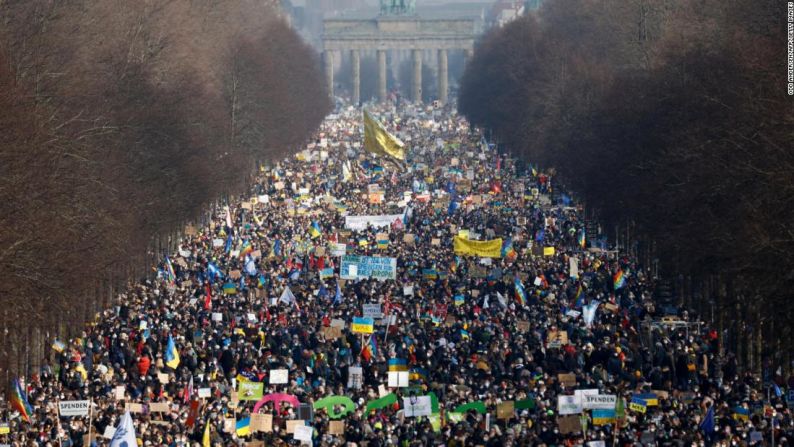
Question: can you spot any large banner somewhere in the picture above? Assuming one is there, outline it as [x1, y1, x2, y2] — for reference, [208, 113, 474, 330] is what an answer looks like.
[344, 213, 404, 231]
[453, 236, 503, 258]
[340, 255, 397, 280]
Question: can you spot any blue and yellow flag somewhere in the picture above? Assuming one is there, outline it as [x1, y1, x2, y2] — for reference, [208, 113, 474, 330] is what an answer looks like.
[165, 334, 180, 369]
[363, 110, 406, 161]
[309, 222, 322, 239]
[388, 358, 408, 372]
[235, 417, 251, 437]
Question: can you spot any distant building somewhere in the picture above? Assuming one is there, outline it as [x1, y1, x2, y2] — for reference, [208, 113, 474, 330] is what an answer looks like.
[487, 0, 524, 28]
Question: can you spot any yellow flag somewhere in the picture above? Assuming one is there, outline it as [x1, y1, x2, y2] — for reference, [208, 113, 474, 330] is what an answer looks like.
[453, 236, 503, 258]
[363, 110, 406, 161]
[203, 420, 211, 447]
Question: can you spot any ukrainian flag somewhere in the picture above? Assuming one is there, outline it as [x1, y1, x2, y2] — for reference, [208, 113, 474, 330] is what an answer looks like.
[165, 334, 180, 369]
[409, 367, 428, 382]
[460, 329, 470, 340]
[309, 221, 322, 239]
[454, 295, 465, 306]
[578, 228, 586, 249]
[732, 406, 750, 421]
[235, 417, 251, 437]
[223, 282, 237, 295]
[388, 358, 408, 372]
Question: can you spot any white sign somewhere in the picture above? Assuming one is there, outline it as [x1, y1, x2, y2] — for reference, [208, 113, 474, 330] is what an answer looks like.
[557, 395, 583, 415]
[103, 425, 117, 439]
[403, 286, 414, 296]
[574, 389, 599, 400]
[363, 304, 382, 319]
[198, 388, 211, 398]
[403, 396, 432, 417]
[588, 442, 606, 447]
[58, 400, 90, 417]
[388, 371, 409, 388]
[347, 366, 363, 389]
[212, 238, 224, 248]
[340, 255, 397, 280]
[211, 312, 223, 322]
[582, 394, 616, 410]
[344, 213, 405, 231]
[269, 369, 288, 384]
[330, 243, 347, 257]
[293, 424, 313, 443]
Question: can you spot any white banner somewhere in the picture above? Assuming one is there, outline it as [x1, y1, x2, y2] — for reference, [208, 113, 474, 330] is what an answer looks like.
[59, 400, 90, 417]
[344, 213, 404, 231]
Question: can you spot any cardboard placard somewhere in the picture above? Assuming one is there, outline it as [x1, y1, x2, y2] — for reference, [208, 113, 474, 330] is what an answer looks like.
[431, 238, 441, 246]
[496, 401, 515, 420]
[403, 234, 415, 245]
[321, 326, 342, 339]
[547, 330, 569, 346]
[149, 402, 170, 413]
[557, 373, 577, 387]
[286, 420, 305, 434]
[114, 386, 126, 400]
[516, 320, 530, 332]
[125, 403, 144, 413]
[251, 413, 273, 433]
[557, 415, 582, 434]
[157, 373, 170, 384]
[328, 420, 345, 435]
[230, 270, 242, 280]
[223, 418, 235, 433]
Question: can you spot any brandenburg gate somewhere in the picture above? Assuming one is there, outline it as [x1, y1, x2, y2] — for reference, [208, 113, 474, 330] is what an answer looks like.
[322, 0, 476, 104]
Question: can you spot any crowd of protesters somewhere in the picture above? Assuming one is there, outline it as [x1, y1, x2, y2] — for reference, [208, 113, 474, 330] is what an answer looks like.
[2, 100, 792, 447]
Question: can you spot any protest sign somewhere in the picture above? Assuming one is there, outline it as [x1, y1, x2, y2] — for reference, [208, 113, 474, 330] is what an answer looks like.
[403, 396, 432, 417]
[557, 373, 577, 387]
[557, 395, 583, 415]
[340, 255, 397, 280]
[294, 424, 313, 443]
[269, 369, 288, 385]
[328, 420, 345, 435]
[582, 394, 617, 410]
[557, 415, 581, 434]
[58, 400, 90, 417]
[347, 367, 363, 389]
[238, 381, 265, 401]
[251, 414, 273, 433]
[496, 401, 515, 420]
[363, 303, 382, 319]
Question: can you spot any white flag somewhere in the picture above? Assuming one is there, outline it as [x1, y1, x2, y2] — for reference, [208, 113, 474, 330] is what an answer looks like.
[483, 294, 490, 309]
[109, 412, 137, 447]
[583, 301, 599, 328]
[279, 286, 296, 305]
[496, 292, 507, 308]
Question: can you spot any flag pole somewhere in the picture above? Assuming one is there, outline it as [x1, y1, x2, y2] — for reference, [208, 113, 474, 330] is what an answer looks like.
[769, 385, 775, 447]
[86, 397, 94, 446]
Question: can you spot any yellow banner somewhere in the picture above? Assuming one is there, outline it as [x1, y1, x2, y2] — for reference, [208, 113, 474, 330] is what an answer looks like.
[363, 110, 406, 161]
[453, 236, 503, 258]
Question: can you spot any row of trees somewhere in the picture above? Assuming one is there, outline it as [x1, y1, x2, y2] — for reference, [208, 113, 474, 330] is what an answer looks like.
[0, 0, 330, 383]
[460, 0, 793, 373]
